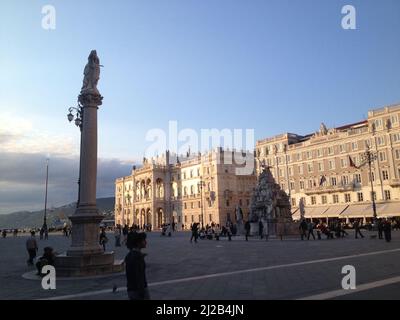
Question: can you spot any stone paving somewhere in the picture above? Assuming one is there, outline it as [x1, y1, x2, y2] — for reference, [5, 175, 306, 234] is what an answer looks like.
[1, 230, 400, 300]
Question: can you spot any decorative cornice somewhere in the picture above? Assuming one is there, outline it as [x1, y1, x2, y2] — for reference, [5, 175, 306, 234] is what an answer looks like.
[78, 93, 103, 107]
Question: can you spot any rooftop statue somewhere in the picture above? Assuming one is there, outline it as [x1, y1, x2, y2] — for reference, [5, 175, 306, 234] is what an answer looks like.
[319, 123, 328, 136]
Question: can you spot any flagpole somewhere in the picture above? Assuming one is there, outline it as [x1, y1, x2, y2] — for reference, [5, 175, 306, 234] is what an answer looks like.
[367, 151, 378, 221]
[43, 158, 49, 230]
[354, 149, 378, 227]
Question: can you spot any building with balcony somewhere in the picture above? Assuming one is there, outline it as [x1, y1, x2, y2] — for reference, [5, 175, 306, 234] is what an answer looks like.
[115, 149, 257, 229]
[255, 104, 400, 222]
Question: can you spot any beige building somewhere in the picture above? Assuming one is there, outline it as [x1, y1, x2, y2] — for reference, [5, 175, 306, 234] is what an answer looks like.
[115, 149, 257, 229]
[256, 104, 400, 222]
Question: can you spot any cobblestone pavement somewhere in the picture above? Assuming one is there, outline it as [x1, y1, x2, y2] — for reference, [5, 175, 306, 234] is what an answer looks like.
[1, 230, 399, 300]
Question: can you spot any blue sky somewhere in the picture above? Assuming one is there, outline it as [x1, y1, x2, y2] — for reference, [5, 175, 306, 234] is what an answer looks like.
[0, 0, 399, 214]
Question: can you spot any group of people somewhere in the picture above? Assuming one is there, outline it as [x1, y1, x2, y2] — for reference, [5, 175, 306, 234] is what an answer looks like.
[21, 216, 398, 302]
[25, 231, 56, 276]
[62, 225, 72, 237]
[190, 222, 235, 243]
[0, 229, 19, 238]
[39, 226, 49, 240]
[298, 218, 393, 242]
[299, 219, 349, 240]
[160, 222, 175, 237]
[377, 218, 393, 242]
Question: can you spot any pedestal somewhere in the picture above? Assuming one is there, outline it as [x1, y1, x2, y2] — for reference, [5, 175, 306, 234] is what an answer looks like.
[55, 90, 122, 277]
[236, 221, 245, 235]
[250, 222, 259, 236]
[55, 252, 124, 277]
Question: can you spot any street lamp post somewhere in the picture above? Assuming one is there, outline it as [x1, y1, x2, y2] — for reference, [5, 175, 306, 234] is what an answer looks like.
[198, 179, 205, 228]
[284, 145, 291, 201]
[360, 146, 378, 222]
[67, 103, 83, 207]
[42, 158, 49, 231]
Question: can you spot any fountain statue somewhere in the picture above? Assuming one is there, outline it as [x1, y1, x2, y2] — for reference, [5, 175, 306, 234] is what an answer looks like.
[249, 165, 299, 238]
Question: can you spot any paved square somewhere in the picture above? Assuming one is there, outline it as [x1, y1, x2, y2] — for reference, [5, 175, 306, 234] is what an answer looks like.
[1, 230, 400, 300]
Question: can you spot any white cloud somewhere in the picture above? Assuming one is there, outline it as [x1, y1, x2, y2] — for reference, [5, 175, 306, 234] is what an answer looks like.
[0, 112, 78, 156]
[0, 152, 135, 214]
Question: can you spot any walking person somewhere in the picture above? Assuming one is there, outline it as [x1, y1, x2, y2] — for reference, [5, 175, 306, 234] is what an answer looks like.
[245, 220, 251, 241]
[339, 222, 348, 237]
[307, 221, 315, 240]
[26, 231, 38, 266]
[299, 219, 308, 240]
[354, 219, 364, 239]
[378, 219, 384, 240]
[383, 219, 392, 243]
[258, 220, 264, 239]
[122, 225, 129, 245]
[263, 220, 269, 241]
[226, 223, 232, 241]
[99, 228, 108, 252]
[125, 232, 150, 300]
[44, 225, 49, 240]
[214, 224, 221, 241]
[114, 226, 122, 247]
[190, 223, 199, 243]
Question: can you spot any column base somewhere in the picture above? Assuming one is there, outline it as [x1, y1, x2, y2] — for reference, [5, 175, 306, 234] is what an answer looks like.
[54, 251, 124, 277]
[67, 206, 104, 256]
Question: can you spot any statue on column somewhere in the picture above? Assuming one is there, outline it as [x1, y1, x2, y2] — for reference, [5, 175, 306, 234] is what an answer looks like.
[81, 50, 101, 95]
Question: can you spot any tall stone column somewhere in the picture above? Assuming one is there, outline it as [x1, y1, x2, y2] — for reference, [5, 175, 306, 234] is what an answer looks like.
[67, 93, 104, 256]
[55, 50, 122, 276]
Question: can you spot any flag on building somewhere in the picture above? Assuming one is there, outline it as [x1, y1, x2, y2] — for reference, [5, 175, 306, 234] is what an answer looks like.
[348, 155, 359, 169]
[319, 175, 326, 186]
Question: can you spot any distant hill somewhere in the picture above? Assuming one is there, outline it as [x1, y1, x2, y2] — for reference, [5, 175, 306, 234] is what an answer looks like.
[0, 197, 115, 229]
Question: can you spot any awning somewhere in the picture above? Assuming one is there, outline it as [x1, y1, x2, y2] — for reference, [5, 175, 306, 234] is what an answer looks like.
[323, 205, 349, 217]
[304, 206, 329, 218]
[291, 208, 300, 220]
[340, 204, 374, 218]
[377, 202, 400, 217]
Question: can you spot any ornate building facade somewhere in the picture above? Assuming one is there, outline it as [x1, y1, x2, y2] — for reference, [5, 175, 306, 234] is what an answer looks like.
[115, 149, 257, 229]
[255, 104, 400, 222]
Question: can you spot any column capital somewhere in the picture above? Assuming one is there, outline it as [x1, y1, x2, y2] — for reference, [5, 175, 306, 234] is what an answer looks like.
[78, 93, 103, 107]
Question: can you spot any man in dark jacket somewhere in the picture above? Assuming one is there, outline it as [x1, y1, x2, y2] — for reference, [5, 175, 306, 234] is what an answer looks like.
[190, 223, 199, 243]
[299, 219, 308, 240]
[383, 219, 392, 243]
[125, 232, 149, 300]
[258, 220, 264, 239]
[245, 220, 251, 241]
[377, 219, 384, 239]
[354, 219, 364, 239]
